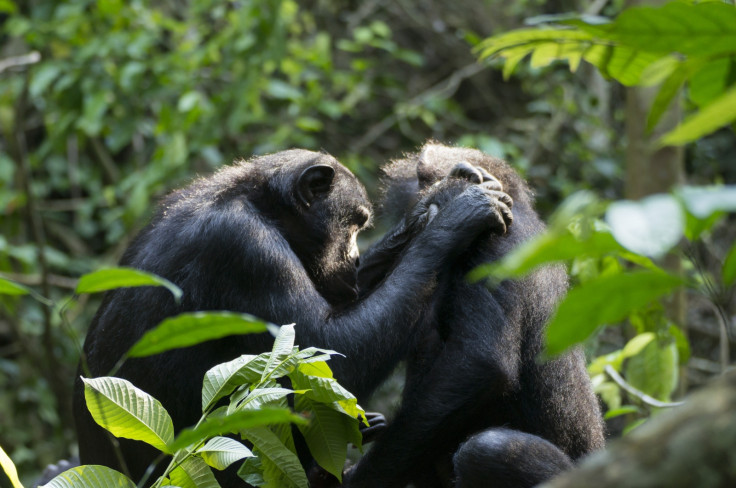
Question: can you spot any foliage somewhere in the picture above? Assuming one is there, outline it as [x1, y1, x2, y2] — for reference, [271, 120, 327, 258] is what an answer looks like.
[472, 184, 736, 421]
[476, 1, 736, 144]
[0, 269, 366, 488]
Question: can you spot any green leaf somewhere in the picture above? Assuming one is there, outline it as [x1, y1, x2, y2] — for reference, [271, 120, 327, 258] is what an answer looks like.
[0, 276, 31, 296]
[469, 230, 621, 282]
[234, 387, 294, 412]
[262, 324, 296, 381]
[723, 241, 736, 287]
[605, 194, 684, 259]
[625, 340, 678, 402]
[294, 396, 353, 481]
[197, 436, 254, 471]
[588, 332, 655, 375]
[604, 405, 640, 420]
[202, 354, 266, 412]
[291, 366, 362, 419]
[82, 377, 174, 453]
[646, 63, 688, 132]
[169, 408, 306, 452]
[167, 457, 220, 488]
[660, 85, 736, 146]
[604, 3, 736, 57]
[545, 271, 684, 357]
[238, 457, 265, 487]
[689, 57, 732, 108]
[76, 267, 182, 302]
[241, 426, 309, 488]
[127, 312, 268, 358]
[0, 444, 23, 488]
[39, 465, 134, 488]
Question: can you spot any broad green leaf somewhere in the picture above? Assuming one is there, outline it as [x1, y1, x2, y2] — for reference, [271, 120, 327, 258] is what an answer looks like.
[469, 230, 621, 282]
[127, 312, 268, 358]
[169, 408, 306, 452]
[583, 44, 662, 86]
[168, 457, 220, 488]
[669, 324, 691, 366]
[625, 340, 678, 402]
[605, 194, 684, 259]
[291, 366, 362, 419]
[241, 426, 309, 488]
[622, 332, 657, 358]
[238, 457, 265, 487]
[646, 63, 688, 132]
[0, 444, 23, 488]
[76, 267, 182, 302]
[689, 57, 732, 108]
[262, 324, 296, 381]
[475, 28, 594, 60]
[723, 242, 736, 287]
[83, 377, 174, 453]
[545, 271, 684, 357]
[0, 276, 30, 296]
[197, 436, 253, 471]
[234, 387, 294, 412]
[678, 186, 736, 219]
[39, 465, 134, 488]
[604, 405, 640, 420]
[202, 354, 265, 412]
[604, 3, 736, 57]
[661, 85, 736, 146]
[295, 396, 354, 481]
[588, 332, 655, 375]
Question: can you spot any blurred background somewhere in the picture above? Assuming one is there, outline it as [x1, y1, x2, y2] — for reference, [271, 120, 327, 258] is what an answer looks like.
[1, 0, 734, 483]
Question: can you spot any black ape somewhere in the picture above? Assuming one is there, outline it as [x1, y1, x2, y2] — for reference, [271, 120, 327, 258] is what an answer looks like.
[73, 149, 504, 485]
[347, 143, 605, 488]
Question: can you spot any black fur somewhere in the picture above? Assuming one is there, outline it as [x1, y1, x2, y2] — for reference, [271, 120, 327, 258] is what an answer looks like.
[72, 149, 506, 485]
[346, 143, 605, 488]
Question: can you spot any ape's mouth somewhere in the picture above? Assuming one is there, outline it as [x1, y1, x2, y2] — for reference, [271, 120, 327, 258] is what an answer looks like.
[319, 268, 359, 305]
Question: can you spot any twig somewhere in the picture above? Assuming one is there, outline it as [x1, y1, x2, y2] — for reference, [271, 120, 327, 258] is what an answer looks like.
[354, 63, 486, 152]
[0, 51, 41, 73]
[604, 365, 685, 409]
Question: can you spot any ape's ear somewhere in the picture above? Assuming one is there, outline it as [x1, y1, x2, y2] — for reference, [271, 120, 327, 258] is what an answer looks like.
[298, 164, 335, 206]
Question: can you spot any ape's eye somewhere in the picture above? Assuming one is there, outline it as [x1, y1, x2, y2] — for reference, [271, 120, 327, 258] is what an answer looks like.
[355, 206, 371, 227]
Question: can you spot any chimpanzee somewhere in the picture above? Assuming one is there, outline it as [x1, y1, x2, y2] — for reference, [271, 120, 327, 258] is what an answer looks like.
[345, 143, 605, 488]
[72, 149, 508, 486]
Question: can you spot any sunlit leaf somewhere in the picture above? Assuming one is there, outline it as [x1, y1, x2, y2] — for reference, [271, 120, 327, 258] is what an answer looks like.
[39, 465, 134, 488]
[168, 457, 220, 488]
[545, 271, 684, 357]
[76, 267, 182, 302]
[197, 436, 253, 471]
[294, 396, 354, 481]
[605, 194, 684, 259]
[83, 377, 174, 453]
[127, 312, 268, 358]
[660, 85, 736, 146]
[625, 340, 678, 402]
[723, 242, 736, 287]
[262, 324, 296, 381]
[169, 408, 306, 452]
[241, 426, 309, 488]
[0, 444, 23, 488]
[202, 354, 266, 412]
[0, 276, 30, 296]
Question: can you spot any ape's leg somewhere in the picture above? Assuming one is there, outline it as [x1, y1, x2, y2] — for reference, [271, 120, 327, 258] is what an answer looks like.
[453, 428, 572, 488]
[345, 283, 521, 488]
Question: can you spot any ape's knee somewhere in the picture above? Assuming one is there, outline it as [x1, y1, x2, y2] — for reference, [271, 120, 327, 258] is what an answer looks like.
[453, 428, 572, 488]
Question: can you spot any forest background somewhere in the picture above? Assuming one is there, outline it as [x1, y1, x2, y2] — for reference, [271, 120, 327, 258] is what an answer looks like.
[1, 0, 735, 485]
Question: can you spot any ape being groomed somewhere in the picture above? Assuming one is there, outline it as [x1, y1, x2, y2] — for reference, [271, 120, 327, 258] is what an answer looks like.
[345, 143, 606, 488]
[72, 149, 509, 486]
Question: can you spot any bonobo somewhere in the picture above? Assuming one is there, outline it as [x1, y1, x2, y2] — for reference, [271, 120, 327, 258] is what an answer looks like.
[347, 143, 605, 488]
[72, 149, 505, 485]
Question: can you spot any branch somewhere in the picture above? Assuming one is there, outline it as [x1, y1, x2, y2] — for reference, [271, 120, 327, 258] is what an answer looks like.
[604, 365, 684, 409]
[0, 51, 41, 73]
